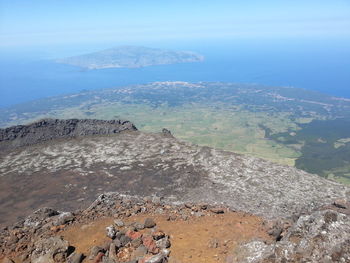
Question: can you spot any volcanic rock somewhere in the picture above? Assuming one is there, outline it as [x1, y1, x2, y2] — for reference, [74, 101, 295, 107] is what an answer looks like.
[89, 246, 104, 260]
[144, 218, 156, 228]
[106, 225, 116, 239]
[67, 252, 84, 263]
[142, 235, 159, 254]
[52, 212, 75, 226]
[31, 236, 70, 263]
[234, 209, 350, 262]
[114, 219, 124, 227]
[2, 126, 347, 227]
[0, 118, 137, 151]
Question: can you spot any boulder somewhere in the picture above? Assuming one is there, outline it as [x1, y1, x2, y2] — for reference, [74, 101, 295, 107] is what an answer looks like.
[89, 246, 104, 260]
[106, 225, 116, 239]
[134, 222, 145, 230]
[67, 252, 84, 263]
[131, 237, 143, 248]
[144, 218, 156, 228]
[114, 219, 124, 227]
[156, 237, 171, 249]
[52, 212, 74, 226]
[24, 207, 59, 227]
[31, 236, 70, 263]
[125, 230, 142, 240]
[152, 231, 165, 240]
[142, 235, 159, 254]
[119, 235, 132, 246]
[131, 245, 148, 258]
[108, 243, 118, 261]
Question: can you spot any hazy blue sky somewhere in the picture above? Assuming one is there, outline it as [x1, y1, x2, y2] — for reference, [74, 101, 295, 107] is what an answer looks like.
[1, 0, 350, 47]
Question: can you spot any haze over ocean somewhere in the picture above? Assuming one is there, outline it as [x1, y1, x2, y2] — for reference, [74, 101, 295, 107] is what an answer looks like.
[0, 38, 350, 108]
[1, 0, 350, 107]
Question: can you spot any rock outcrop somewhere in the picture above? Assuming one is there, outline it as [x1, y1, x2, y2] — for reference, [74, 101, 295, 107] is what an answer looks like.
[0, 118, 137, 151]
[232, 200, 350, 263]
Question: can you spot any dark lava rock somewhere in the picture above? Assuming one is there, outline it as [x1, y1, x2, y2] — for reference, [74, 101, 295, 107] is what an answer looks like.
[0, 118, 137, 151]
[144, 218, 156, 228]
[161, 128, 173, 137]
[119, 235, 132, 246]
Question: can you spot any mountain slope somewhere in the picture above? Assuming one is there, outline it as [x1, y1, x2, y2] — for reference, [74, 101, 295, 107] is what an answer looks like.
[1, 82, 350, 183]
[0, 119, 349, 227]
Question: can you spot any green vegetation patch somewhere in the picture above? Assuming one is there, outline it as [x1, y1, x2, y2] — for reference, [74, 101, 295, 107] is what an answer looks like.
[21, 102, 300, 166]
[269, 118, 350, 183]
[2, 82, 350, 184]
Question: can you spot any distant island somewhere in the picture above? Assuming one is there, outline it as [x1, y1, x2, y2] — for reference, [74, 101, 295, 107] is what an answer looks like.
[56, 46, 204, 69]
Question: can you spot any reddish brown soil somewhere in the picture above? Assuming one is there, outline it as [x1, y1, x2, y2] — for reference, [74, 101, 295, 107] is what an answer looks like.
[62, 211, 272, 263]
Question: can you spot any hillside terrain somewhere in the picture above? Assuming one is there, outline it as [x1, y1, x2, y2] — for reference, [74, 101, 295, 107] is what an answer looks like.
[56, 46, 204, 69]
[0, 119, 349, 226]
[0, 119, 349, 262]
[1, 82, 350, 184]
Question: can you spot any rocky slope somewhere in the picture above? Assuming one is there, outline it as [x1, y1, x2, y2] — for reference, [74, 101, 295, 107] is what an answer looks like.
[1, 119, 350, 262]
[234, 203, 350, 263]
[1, 193, 349, 263]
[0, 119, 137, 151]
[0, 119, 349, 227]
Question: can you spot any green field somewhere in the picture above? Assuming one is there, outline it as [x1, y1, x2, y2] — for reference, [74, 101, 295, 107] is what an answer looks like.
[1, 82, 350, 184]
[20, 102, 301, 166]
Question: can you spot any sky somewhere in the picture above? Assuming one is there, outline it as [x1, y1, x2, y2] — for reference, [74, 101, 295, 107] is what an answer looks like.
[1, 0, 350, 47]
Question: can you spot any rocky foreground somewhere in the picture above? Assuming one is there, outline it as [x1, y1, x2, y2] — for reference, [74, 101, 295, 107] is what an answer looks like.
[0, 193, 349, 263]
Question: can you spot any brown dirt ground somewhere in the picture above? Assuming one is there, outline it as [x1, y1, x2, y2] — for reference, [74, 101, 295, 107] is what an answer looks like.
[61, 211, 272, 263]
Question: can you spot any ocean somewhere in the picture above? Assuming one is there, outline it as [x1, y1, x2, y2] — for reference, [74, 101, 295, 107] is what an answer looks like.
[1, 39, 350, 108]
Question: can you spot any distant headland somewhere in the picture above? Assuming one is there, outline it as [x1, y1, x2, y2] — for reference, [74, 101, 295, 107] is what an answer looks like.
[56, 46, 204, 69]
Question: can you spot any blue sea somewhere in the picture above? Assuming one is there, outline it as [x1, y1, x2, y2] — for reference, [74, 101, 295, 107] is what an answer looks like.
[1, 39, 350, 108]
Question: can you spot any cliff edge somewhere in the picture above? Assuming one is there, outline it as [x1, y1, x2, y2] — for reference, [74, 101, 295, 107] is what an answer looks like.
[0, 118, 137, 151]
